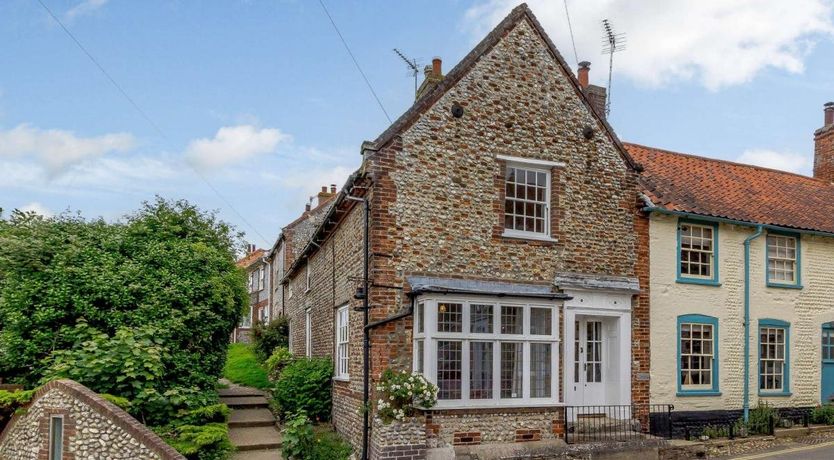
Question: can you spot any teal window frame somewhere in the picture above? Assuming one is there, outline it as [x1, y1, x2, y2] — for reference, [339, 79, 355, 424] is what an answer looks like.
[823, 322, 834, 364]
[758, 318, 791, 397]
[677, 314, 720, 396]
[676, 219, 720, 286]
[765, 231, 802, 289]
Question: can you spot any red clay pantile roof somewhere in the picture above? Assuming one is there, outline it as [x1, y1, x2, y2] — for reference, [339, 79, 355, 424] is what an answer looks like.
[626, 142, 834, 234]
[236, 248, 265, 268]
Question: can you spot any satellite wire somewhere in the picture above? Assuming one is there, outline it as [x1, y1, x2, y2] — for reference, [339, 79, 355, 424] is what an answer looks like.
[563, 0, 580, 66]
[317, 0, 392, 123]
[35, 0, 272, 247]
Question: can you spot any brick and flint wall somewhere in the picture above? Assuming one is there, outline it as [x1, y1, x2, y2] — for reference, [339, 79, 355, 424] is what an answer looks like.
[284, 7, 644, 454]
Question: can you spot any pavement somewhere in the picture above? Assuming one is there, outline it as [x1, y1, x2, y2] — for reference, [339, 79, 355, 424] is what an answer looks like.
[726, 439, 834, 459]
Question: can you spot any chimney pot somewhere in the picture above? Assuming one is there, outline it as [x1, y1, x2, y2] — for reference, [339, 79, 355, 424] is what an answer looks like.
[578, 61, 591, 89]
[432, 57, 442, 77]
[814, 102, 834, 182]
[321, 186, 327, 193]
[825, 102, 834, 126]
[331, 184, 337, 193]
[305, 203, 311, 212]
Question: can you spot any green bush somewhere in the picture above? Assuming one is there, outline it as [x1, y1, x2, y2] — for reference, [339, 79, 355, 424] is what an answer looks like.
[273, 357, 333, 421]
[812, 404, 834, 425]
[375, 368, 438, 422]
[0, 388, 35, 432]
[282, 411, 315, 460]
[747, 403, 779, 435]
[223, 343, 270, 389]
[157, 422, 233, 460]
[100, 393, 132, 412]
[311, 426, 352, 460]
[0, 198, 247, 390]
[265, 346, 294, 381]
[252, 316, 289, 361]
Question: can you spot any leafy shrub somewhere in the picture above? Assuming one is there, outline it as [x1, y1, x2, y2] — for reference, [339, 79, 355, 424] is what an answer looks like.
[747, 403, 779, 435]
[0, 388, 35, 432]
[0, 198, 247, 390]
[265, 346, 294, 381]
[273, 357, 333, 421]
[41, 322, 168, 403]
[812, 404, 834, 425]
[133, 386, 219, 427]
[282, 411, 315, 460]
[177, 404, 230, 426]
[252, 316, 289, 361]
[223, 343, 270, 389]
[375, 369, 437, 422]
[157, 422, 233, 460]
[311, 426, 352, 460]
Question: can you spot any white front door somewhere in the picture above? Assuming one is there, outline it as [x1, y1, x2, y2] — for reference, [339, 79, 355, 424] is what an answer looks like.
[573, 317, 605, 406]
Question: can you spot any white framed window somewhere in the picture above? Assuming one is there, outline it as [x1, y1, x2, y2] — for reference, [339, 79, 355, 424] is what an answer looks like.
[49, 415, 63, 460]
[305, 263, 312, 293]
[678, 222, 717, 281]
[288, 280, 293, 299]
[335, 305, 349, 380]
[767, 234, 799, 286]
[258, 306, 269, 324]
[247, 272, 254, 293]
[413, 295, 560, 408]
[680, 323, 714, 390]
[288, 321, 293, 353]
[305, 308, 312, 357]
[240, 306, 252, 328]
[503, 164, 551, 239]
[258, 266, 265, 291]
[759, 320, 791, 394]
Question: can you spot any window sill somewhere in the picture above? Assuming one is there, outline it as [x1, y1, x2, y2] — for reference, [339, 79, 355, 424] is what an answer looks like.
[333, 376, 350, 383]
[429, 401, 564, 411]
[676, 278, 721, 287]
[758, 392, 792, 397]
[501, 231, 557, 243]
[766, 282, 803, 290]
[676, 391, 722, 397]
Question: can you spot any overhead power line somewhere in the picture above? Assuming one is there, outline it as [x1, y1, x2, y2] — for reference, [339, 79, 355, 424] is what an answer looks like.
[563, 0, 580, 67]
[317, 0, 392, 123]
[35, 0, 271, 247]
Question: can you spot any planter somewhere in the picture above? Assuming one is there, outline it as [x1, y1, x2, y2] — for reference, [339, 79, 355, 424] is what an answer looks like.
[370, 416, 427, 460]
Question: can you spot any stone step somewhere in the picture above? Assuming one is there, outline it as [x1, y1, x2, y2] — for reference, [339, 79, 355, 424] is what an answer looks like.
[229, 426, 282, 451]
[219, 387, 266, 398]
[220, 396, 269, 409]
[229, 408, 276, 428]
[232, 448, 283, 460]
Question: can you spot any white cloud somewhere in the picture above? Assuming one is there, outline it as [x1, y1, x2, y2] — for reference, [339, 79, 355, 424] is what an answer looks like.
[0, 124, 135, 176]
[18, 202, 53, 217]
[463, 0, 834, 90]
[185, 125, 291, 170]
[65, 0, 109, 22]
[736, 148, 813, 174]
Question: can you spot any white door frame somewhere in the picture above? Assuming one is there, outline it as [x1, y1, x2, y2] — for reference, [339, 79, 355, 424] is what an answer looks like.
[563, 288, 632, 410]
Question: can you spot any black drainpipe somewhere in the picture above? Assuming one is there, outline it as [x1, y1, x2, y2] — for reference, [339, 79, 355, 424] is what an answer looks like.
[346, 195, 370, 460]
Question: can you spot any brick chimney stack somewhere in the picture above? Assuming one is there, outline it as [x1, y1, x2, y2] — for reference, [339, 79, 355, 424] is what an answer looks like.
[814, 102, 834, 183]
[316, 185, 336, 206]
[577, 61, 607, 117]
[415, 57, 444, 100]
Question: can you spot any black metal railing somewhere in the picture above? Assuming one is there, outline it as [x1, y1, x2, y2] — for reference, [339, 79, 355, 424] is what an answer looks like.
[565, 404, 674, 444]
[680, 409, 811, 441]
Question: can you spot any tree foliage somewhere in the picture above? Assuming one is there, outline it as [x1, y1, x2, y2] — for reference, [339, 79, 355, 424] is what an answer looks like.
[0, 198, 248, 392]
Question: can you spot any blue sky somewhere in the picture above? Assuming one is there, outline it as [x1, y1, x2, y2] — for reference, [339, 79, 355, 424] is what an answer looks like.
[2, 0, 833, 247]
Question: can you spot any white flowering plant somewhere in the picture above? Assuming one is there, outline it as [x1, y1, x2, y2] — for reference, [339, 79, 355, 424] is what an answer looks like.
[375, 369, 438, 423]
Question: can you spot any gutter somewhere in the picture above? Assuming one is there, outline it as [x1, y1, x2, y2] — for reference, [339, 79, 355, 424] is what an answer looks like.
[743, 226, 763, 422]
[641, 206, 834, 239]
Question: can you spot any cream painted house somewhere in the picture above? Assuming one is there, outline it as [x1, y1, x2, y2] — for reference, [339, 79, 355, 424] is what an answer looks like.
[625, 104, 834, 429]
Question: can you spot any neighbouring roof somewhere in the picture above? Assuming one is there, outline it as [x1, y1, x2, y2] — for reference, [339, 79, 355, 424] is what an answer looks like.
[236, 248, 266, 268]
[407, 276, 571, 300]
[627, 142, 834, 234]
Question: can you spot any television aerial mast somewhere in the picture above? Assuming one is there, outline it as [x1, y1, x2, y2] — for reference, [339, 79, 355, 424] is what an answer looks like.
[601, 19, 626, 116]
[393, 48, 421, 94]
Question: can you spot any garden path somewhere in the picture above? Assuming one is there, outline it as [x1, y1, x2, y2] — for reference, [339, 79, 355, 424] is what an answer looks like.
[220, 381, 282, 459]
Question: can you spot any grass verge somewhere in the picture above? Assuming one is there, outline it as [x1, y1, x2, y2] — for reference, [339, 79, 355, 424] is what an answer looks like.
[223, 343, 271, 389]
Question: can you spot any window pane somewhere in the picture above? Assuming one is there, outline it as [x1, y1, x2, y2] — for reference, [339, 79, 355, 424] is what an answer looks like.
[470, 304, 494, 333]
[437, 303, 463, 332]
[504, 166, 549, 235]
[50, 417, 63, 460]
[530, 307, 552, 335]
[416, 340, 424, 374]
[437, 341, 462, 399]
[416, 303, 424, 333]
[470, 342, 493, 399]
[530, 343, 551, 397]
[500, 342, 523, 398]
[501, 306, 523, 334]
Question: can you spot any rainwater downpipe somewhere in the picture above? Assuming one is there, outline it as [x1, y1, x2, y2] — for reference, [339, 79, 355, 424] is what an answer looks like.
[743, 225, 764, 422]
[345, 195, 370, 460]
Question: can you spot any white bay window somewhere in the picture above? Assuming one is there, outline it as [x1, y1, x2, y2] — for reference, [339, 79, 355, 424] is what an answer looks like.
[413, 295, 560, 408]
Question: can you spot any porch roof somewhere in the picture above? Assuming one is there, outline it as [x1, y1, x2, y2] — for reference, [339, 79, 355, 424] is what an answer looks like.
[406, 276, 571, 300]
